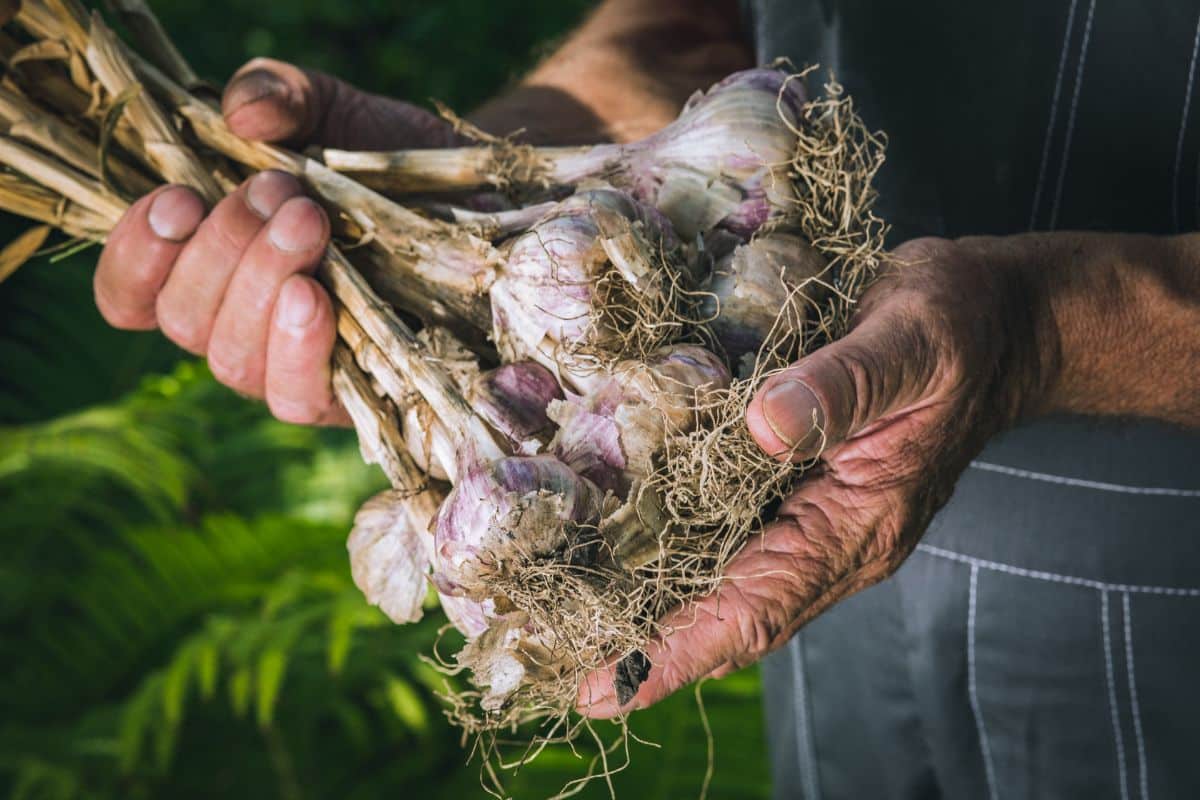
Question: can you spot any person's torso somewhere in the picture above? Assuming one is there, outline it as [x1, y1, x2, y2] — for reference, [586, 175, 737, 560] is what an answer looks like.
[744, 0, 1200, 577]
[747, 0, 1200, 240]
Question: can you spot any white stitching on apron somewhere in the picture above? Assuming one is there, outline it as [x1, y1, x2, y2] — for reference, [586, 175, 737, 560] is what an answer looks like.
[918, 545, 1200, 596]
[790, 635, 822, 800]
[1102, 591, 1132, 800]
[1171, 11, 1200, 230]
[970, 461, 1200, 497]
[968, 565, 1000, 800]
[1049, 0, 1098, 229]
[1030, 0, 1082, 230]
[1123, 593, 1151, 800]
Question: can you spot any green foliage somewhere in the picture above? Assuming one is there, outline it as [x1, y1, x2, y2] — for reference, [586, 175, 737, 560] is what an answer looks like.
[0, 2, 771, 798]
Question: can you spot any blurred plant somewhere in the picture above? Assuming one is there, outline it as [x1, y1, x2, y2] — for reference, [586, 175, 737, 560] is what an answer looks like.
[0, 2, 770, 798]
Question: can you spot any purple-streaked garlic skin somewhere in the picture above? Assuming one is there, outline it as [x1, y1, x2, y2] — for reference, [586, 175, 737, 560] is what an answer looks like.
[549, 380, 629, 494]
[489, 186, 682, 391]
[431, 454, 604, 598]
[556, 69, 806, 240]
[550, 344, 732, 494]
[437, 591, 493, 638]
[468, 361, 564, 455]
[700, 233, 828, 370]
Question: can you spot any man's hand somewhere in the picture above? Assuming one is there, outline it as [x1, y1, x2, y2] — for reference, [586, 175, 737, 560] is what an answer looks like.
[581, 229, 1200, 716]
[94, 59, 455, 424]
[579, 236, 1063, 717]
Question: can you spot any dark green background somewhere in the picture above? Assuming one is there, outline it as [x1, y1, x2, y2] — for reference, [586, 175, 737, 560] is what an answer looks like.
[0, 2, 769, 798]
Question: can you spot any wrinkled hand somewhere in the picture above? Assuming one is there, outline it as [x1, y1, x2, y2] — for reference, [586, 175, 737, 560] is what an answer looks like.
[580, 236, 1057, 716]
[94, 59, 454, 423]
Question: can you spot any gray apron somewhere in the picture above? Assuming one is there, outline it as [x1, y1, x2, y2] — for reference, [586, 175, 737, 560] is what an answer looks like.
[744, 1, 1200, 797]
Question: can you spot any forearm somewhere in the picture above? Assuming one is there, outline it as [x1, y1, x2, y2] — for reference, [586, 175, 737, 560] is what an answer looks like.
[469, 0, 752, 144]
[960, 232, 1200, 427]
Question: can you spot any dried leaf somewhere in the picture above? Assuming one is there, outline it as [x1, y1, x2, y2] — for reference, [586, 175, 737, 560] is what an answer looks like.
[0, 223, 51, 283]
[9, 39, 72, 67]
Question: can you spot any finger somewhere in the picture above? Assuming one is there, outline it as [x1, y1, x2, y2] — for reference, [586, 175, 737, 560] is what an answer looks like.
[577, 517, 829, 719]
[155, 171, 303, 354]
[222, 57, 450, 150]
[265, 274, 347, 425]
[207, 196, 330, 397]
[94, 185, 205, 330]
[746, 307, 938, 462]
[580, 446, 917, 719]
[578, 470, 906, 719]
[706, 662, 738, 680]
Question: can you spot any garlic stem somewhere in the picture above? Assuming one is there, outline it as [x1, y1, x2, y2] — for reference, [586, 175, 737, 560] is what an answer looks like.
[322, 145, 612, 195]
[427, 199, 560, 240]
[119, 40, 504, 331]
[0, 83, 155, 195]
[323, 69, 807, 238]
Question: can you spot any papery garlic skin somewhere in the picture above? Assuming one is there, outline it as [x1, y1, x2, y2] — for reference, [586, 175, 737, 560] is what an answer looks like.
[466, 361, 563, 456]
[701, 233, 828, 371]
[347, 489, 440, 625]
[431, 454, 604, 599]
[437, 591, 493, 638]
[489, 186, 685, 392]
[550, 344, 732, 494]
[347, 488, 497, 637]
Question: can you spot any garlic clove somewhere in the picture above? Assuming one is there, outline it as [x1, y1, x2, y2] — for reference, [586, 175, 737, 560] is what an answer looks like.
[701, 232, 828, 371]
[468, 361, 564, 456]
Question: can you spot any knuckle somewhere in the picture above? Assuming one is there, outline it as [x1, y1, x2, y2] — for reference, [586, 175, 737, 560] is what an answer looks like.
[205, 214, 254, 256]
[891, 236, 956, 267]
[239, 56, 279, 74]
[117, 254, 169, 296]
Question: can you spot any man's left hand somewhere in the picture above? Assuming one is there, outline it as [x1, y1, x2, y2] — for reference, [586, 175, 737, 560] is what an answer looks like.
[579, 236, 1061, 716]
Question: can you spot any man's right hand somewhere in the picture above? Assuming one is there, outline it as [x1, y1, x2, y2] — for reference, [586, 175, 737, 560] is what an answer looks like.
[94, 58, 456, 425]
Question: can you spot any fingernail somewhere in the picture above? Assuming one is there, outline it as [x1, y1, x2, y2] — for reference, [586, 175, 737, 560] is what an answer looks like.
[268, 198, 326, 253]
[246, 170, 300, 219]
[576, 675, 620, 718]
[762, 379, 825, 452]
[148, 186, 204, 242]
[279, 278, 318, 330]
[223, 67, 289, 116]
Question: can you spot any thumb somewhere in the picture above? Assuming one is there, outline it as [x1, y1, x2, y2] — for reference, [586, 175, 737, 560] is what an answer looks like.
[746, 309, 934, 462]
[221, 58, 452, 150]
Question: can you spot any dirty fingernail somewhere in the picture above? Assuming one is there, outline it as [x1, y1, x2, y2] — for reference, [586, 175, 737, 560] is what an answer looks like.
[246, 170, 301, 219]
[223, 68, 289, 116]
[762, 379, 825, 452]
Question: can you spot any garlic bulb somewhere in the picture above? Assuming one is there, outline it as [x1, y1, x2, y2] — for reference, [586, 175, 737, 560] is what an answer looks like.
[431, 454, 604, 599]
[347, 487, 497, 638]
[550, 345, 731, 570]
[489, 186, 688, 391]
[700, 232, 828, 372]
[611, 69, 806, 239]
[466, 361, 563, 455]
[549, 345, 731, 494]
